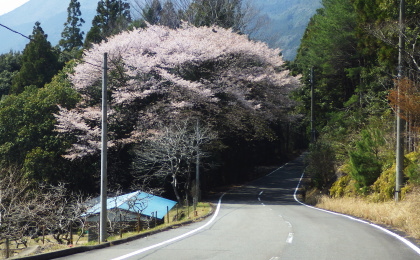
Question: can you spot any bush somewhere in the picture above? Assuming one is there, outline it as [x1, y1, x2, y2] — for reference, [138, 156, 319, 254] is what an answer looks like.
[329, 174, 358, 198]
[306, 141, 336, 191]
[405, 152, 420, 185]
[369, 166, 396, 202]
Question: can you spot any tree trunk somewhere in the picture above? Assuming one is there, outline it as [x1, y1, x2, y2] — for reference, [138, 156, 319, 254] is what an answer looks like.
[171, 175, 182, 203]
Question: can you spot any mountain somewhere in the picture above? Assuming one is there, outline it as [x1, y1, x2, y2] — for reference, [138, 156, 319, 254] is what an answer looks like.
[253, 0, 322, 60]
[0, 0, 321, 60]
[0, 0, 97, 54]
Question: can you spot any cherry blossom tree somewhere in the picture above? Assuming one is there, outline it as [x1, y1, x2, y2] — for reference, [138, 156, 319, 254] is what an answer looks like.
[56, 23, 300, 162]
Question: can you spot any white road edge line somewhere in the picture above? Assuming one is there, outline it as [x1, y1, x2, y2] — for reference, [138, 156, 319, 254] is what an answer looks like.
[110, 193, 226, 260]
[293, 171, 420, 256]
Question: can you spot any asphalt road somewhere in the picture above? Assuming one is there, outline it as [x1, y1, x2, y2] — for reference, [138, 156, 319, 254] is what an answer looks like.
[57, 155, 420, 259]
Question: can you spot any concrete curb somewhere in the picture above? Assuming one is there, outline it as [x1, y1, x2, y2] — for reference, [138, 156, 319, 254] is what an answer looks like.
[16, 204, 215, 260]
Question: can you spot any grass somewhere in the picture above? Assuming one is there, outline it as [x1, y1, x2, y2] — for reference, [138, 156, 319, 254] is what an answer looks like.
[314, 188, 420, 242]
[2, 202, 213, 259]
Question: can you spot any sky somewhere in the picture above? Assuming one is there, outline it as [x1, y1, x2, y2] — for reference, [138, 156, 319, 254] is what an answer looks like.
[0, 0, 30, 16]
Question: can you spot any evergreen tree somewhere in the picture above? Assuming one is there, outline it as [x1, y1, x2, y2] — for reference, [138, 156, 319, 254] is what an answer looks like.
[84, 0, 131, 48]
[293, 0, 360, 128]
[59, 0, 85, 52]
[142, 0, 162, 25]
[0, 66, 80, 184]
[159, 1, 180, 28]
[0, 51, 21, 97]
[348, 129, 385, 192]
[11, 22, 62, 94]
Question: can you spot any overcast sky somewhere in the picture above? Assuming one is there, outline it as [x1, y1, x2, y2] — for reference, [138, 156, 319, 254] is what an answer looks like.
[0, 0, 30, 16]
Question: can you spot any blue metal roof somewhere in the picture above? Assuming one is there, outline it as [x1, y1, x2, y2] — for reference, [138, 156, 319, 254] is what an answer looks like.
[84, 191, 177, 219]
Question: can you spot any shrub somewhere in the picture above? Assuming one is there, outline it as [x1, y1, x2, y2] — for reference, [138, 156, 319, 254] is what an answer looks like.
[405, 152, 420, 185]
[329, 174, 358, 198]
[306, 141, 336, 191]
[369, 166, 396, 202]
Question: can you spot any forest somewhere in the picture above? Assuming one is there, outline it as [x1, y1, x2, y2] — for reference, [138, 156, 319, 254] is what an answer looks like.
[292, 0, 420, 199]
[291, 0, 420, 239]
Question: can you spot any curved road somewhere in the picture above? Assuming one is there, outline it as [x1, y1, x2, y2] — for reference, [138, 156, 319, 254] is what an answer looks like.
[58, 155, 420, 259]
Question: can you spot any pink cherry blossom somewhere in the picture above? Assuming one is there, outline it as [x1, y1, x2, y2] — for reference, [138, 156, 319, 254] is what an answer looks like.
[56, 24, 301, 159]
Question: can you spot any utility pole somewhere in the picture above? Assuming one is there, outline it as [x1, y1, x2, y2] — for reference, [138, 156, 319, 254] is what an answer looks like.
[194, 119, 200, 210]
[395, 0, 405, 202]
[100, 53, 108, 241]
[310, 67, 316, 143]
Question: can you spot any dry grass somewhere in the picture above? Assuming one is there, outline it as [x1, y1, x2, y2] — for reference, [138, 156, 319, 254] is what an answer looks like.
[316, 189, 420, 241]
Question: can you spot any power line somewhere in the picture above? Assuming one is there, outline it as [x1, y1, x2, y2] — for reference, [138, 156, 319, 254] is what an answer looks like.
[0, 22, 103, 70]
[0, 23, 31, 40]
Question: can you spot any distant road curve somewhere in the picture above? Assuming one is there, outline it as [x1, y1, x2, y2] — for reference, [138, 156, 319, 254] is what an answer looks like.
[57, 155, 420, 260]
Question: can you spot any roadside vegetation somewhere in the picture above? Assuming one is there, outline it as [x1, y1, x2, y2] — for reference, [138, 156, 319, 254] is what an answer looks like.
[290, 0, 420, 243]
[316, 189, 420, 241]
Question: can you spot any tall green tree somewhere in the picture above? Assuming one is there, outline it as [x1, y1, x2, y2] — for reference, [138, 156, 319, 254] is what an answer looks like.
[0, 66, 80, 184]
[142, 0, 162, 25]
[294, 0, 359, 121]
[11, 22, 62, 94]
[84, 0, 131, 48]
[348, 129, 386, 192]
[0, 51, 21, 97]
[59, 0, 85, 52]
[159, 1, 180, 28]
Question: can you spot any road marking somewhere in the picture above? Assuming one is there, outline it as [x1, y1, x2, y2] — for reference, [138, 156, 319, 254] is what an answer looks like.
[293, 171, 420, 256]
[259, 191, 264, 196]
[267, 164, 285, 176]
[284, 221, 293, 243]
[258, 197, 261, 201]
[286, 232, 294, 244]
[269, 257, 280, 260]
[110, 193, 226, 260]
[261, 203, 266, 206]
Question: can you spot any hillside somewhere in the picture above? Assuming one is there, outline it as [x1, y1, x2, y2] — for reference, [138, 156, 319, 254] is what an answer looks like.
[0, 0, 321, 60]
[0, 0, 97, 54]
[254, 0, 321, 60]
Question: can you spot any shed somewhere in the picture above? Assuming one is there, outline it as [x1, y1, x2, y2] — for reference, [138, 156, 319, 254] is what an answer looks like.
[83, 191, 177, 222]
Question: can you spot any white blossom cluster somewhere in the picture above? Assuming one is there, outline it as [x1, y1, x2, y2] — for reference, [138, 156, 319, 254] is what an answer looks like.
[56, 24, 301, 159]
